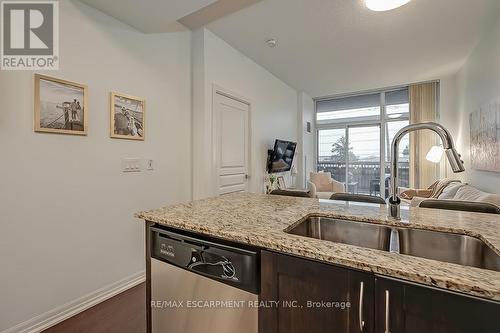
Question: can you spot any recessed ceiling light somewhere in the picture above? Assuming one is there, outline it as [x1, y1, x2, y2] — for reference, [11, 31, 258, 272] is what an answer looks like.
[365, 0, 411, 12]
[266, 39, 277, 48]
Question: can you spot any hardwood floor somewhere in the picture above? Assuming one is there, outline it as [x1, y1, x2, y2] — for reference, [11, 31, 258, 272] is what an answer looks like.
[43, 283, 146, 333]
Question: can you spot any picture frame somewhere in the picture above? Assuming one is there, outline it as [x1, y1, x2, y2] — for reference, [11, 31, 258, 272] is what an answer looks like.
[277, 176, 286, 189]
[34, 74, 88, 135]
[110, 92, 145, 141]
[470, 99, 500, 172]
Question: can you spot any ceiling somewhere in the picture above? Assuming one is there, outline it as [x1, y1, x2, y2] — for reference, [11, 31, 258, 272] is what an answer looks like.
[80, 0, 216, 32]
[80, 0, 262, 33]
[207, 0, 500, 97]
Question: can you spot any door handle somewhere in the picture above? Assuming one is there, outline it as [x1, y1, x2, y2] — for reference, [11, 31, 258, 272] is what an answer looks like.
[359, 281, 365, 332]
[384, 290, 391, 333]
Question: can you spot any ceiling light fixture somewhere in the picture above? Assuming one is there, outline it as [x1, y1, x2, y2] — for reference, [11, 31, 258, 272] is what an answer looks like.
[365, 0, 411, 12]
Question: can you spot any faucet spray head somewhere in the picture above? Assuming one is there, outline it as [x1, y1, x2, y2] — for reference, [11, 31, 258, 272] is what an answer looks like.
[445, 148, 465, 173]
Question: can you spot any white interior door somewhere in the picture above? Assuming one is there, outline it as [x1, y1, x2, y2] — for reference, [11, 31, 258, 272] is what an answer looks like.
[214, 92, 250, 195]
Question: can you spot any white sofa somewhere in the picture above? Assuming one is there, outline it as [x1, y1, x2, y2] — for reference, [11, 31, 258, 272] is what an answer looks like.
[307, 172, 345, 199]
[409, 181, 500, 209]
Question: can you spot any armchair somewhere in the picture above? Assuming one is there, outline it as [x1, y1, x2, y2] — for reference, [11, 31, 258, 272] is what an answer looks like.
[307, 172, 345, 199]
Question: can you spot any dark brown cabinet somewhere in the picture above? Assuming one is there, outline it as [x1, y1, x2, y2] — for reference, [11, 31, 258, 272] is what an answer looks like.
[375, 276, 500, 333]
[374, 277, 404, 333]
[260, 250, 373, 333]
[260, 250, 500, 333]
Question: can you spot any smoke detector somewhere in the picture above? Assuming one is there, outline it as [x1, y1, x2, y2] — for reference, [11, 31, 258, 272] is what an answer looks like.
[266, 38, 277, 48]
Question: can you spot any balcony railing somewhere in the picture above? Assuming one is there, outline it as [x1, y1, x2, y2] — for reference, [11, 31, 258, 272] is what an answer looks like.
[317, 161, 410, 197]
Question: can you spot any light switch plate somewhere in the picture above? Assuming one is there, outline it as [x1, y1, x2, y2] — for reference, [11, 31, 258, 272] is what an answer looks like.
[146, 159, 154, 170]
[122, 158, 142, 172]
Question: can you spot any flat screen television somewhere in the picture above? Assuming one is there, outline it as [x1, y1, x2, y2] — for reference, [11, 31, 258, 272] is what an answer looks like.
[267, 139, 297, 173]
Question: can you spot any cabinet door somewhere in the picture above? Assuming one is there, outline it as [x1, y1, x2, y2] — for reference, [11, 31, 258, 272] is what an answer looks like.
[375, 276, 500, 333]
[374, 277, 404, 333]
[350, 271, 375, 333]
[260, 251, 374, 333]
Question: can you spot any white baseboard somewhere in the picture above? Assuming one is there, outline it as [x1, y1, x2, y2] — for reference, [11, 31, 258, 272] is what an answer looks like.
[2, 271, 145, 333]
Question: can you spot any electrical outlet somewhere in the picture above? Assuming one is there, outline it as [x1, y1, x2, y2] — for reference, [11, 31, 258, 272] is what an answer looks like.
[122, 158, 142, 172]
[146, 159, 154, 170]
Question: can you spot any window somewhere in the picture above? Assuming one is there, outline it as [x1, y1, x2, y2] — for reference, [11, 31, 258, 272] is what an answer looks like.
[315, 88, 409, 197]
[316, 93, 381, 124]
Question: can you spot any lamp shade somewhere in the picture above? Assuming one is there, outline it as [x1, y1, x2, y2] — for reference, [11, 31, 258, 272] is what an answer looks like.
[426, 146, 444, 163]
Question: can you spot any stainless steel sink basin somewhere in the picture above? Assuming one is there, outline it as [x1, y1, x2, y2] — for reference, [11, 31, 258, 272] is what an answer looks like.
[287, 216, 500, 272]
[288, 216, 393, 251]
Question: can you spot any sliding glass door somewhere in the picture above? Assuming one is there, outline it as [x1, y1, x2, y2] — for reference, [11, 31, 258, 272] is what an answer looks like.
[318, 125, 381, 195]
[347, 125, 380, 195]
[385, 120, 410, 189]
[318, 128, 347, 183]
[316, 88, 410, 198]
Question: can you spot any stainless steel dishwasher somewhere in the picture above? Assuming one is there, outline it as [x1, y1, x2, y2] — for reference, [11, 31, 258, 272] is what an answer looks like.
[150, 227, 259, 333]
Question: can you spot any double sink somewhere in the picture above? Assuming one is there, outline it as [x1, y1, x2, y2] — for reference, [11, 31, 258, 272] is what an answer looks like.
[287, 216, 500, 272]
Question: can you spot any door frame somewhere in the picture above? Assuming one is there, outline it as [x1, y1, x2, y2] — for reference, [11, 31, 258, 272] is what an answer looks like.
[211, 84, 252, 196]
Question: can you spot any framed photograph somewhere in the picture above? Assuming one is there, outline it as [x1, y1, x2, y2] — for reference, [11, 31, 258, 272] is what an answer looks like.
[34, 74, 88, 135]
[110, 92, 145, 140]
[277, 176, 286, 189]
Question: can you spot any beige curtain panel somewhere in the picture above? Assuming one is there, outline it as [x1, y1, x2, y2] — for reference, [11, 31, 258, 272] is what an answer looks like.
[409, 82, 439, 189]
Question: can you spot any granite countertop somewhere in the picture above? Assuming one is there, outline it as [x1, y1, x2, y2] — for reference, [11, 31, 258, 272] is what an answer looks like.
[136, 192, 500, 301]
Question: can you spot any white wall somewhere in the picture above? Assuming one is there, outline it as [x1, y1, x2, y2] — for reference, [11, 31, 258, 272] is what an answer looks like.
[296, 92, 315, 189]
[192, 28, 298, 198]
[445, 16, 500, 193]
[0, 1, 192, 330]
[191, 28, 211, 199]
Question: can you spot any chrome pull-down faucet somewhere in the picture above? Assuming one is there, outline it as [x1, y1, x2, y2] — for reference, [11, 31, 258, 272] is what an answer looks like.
[388, 122, 465, 219]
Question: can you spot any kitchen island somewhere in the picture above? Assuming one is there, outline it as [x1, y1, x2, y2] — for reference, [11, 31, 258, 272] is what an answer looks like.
[137, 192, 500, 333]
